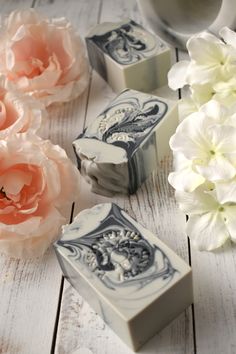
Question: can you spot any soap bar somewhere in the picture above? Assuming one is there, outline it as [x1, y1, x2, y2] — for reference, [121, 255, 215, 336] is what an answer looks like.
[73, 89, 178, 197]
[54, 203, 193, 351]
[86, 19, 171, 92]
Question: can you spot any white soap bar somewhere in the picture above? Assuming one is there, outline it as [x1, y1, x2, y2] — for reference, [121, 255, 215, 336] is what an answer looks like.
[73, 89, 178, 197]
[86, 19, 171, 92]
[54, 203, 193, 351]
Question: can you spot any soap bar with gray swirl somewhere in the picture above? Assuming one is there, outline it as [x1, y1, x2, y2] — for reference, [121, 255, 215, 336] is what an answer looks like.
[73, 89, 178, 197]
[54, 203, 193, 351]
[86, 19, 171, 92]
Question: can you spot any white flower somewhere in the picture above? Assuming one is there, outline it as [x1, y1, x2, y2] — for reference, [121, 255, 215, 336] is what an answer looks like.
[178, 97, 198, 122]
[191, 84, 214, 106]
[168, 31, 236, 91]
[168, 152, 205, 192]
[186, 32, 236, 85]
[179, 82, 236, 121]
[168, 60, 190, 90]
[178, 82, 236, 121]
[168, 27, 236, 252]
[200, 99, 236, 126]
[169, 100, 236, 188]
[213, 77, 236, 106]
[220, 26, 236, 49]
[178, 84, 215, 121]
[215, 178, 236, 204]
[168, 28, 236, 115]
[176, 184, 236, 251]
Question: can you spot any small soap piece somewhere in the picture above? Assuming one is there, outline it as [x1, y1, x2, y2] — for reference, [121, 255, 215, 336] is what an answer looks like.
[73, 89, 178, 197]
[54, 203, 193, 351]
[86, 19, 171, 92]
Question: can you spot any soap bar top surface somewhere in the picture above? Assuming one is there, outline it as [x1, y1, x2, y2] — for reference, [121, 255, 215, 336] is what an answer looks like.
[55, 203, 191, 319]
[74, 89, 168, 161]
[86, 19, 166, 66]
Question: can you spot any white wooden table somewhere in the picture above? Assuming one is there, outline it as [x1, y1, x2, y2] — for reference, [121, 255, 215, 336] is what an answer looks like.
[1, 1, 236, 353]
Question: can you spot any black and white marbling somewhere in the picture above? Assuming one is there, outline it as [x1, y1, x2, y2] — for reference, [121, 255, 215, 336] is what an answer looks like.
[87, 19, 160, 65]
[56, 203, 176, 291]
[54, 203, 193, 351]
[85, 19, 171, 92]
[73, 89, 177, 196]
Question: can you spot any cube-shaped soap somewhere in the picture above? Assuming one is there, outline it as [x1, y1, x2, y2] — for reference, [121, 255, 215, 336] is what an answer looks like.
[73, 89, 178, 197]
[86, 19, 171, 92]
[54, 203, 193, 351]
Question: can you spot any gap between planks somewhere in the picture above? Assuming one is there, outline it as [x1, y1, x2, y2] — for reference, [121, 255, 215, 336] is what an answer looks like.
[176, 47, 197, 354]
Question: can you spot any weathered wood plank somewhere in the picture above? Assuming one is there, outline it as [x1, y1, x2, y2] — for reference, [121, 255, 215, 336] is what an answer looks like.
[55, 2, 194, 353]
[0, 252, 62, 354]
[0, 1, 100, 353]
[178, 50, 236, 354]
[36, 0, 101, 161]
[0, 0, 33, 13]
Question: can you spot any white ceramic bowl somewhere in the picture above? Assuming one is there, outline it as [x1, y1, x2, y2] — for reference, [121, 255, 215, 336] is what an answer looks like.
[137, 0, 236, 49]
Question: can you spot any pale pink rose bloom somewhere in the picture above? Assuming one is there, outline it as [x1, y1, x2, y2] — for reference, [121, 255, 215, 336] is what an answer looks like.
[0, 9, 89, 107]
[0, 133, 80, 258]
[0, 79, 44, 138]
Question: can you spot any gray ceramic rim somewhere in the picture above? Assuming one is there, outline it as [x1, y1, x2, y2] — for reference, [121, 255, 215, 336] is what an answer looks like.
[137, 0, 236, 50]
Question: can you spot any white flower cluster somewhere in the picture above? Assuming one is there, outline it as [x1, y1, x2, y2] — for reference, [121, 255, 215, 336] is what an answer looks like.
[168, 28, 236, 251]
[168, 27, 236, 120]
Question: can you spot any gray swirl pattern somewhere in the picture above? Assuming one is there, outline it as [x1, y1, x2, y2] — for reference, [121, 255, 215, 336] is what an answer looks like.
[57, 203, 177, 291]
[88, 20, 159, 65]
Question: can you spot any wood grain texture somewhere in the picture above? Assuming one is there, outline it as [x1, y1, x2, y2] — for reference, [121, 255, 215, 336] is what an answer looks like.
[0, 0, 97, 353]
[178, 50, 236, 354]
[35, 0, 102, 161]
[0, 1, 61, 352]
[54, 1, 194, 354]
[0, 0, 33, 12]
[4, 1, 236, 354]
[0, 251, 62, 354]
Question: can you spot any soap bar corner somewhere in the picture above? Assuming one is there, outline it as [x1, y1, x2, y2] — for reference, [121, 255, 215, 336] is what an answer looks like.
[54, 202, 193, 351]
[85, 19, 171, 92]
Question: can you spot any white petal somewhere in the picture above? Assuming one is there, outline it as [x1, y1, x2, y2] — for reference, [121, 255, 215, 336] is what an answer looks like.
[168, 153, 205, 192]
[187, 34, 223, 63]
[188, 31, 222, 46]
[178, 97, 198, 122]
[213, 79, 236, 106]
[187, 63, 220, 85]
[219, 27, 236, 48]
[167, 60, 190, 90]
[224, 205, 236, 242]
[175, 186, 218, 215]
[187, 212, 229, 251]
[196, 155, 236, 181]
[169, 111, 211, 160]
[191, 84, 214, 106]
[210, 124, 236, 152]
[200, 99, 228, 123]
[168, 169, 205, 192]
[215, 179, 236, 203]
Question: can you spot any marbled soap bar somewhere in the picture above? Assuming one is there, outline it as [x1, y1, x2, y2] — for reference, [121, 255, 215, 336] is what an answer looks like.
[86, 19, 171, 92]
[73, 89, 178, 197]
[54, 203, 193, 351]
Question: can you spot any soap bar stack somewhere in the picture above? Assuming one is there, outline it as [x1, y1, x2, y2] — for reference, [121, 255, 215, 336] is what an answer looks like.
[86, 19, 171, 92]
[54, 203, 193, 351]
[73, 89, 178, 197]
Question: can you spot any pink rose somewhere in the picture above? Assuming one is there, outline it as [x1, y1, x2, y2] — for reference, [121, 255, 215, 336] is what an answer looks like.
[0, 9, 89, 106]
[0, 79, 44, 138]
[0, 133, 80, 258]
